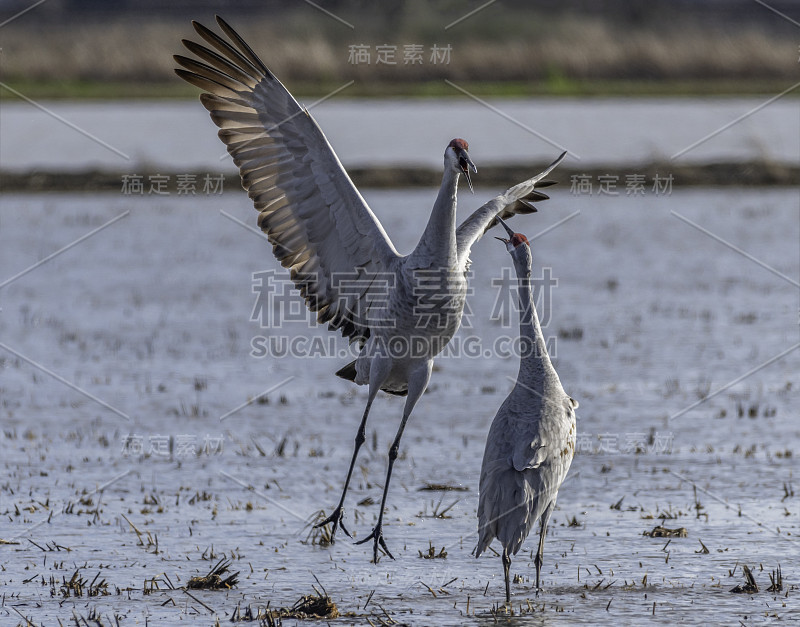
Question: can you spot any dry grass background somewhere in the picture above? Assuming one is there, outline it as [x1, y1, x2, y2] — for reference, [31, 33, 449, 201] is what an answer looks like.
[1, 5, 797, 87]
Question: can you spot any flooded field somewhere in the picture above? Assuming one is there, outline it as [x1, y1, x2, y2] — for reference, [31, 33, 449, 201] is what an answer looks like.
[1, 187, 798, 624]
[1, 97, 798, 172]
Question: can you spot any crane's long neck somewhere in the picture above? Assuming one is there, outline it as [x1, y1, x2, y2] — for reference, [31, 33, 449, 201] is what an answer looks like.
[409, 166, 458, 269]
[515, 261, 559, 388]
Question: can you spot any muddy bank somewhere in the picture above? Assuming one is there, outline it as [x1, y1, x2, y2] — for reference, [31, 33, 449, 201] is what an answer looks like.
[1, 161, 797, 194]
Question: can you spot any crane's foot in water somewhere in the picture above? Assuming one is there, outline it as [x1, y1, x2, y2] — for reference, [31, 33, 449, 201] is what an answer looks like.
[355, 521, 394, 563]
[314, 505, 351, 543]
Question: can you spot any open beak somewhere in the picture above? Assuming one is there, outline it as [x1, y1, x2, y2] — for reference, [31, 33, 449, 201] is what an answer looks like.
[496, 215, 515, 237]
[494, 215, 515, 245]
[458, 150, 477, 193]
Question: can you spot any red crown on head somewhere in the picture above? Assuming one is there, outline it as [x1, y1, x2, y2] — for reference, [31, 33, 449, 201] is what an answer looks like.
[448, 138, 469, 152]
[511, 233, 529, 248]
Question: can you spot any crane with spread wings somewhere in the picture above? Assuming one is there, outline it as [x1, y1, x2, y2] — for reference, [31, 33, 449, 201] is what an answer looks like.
[175, 16, 567, 562]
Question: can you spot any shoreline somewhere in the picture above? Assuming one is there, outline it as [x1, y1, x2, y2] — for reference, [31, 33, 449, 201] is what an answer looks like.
[3, 79, 800, 101]
[1, 161, 796, 194]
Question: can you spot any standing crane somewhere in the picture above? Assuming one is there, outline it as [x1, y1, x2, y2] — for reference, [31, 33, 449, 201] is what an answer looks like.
[175, 16, 567, 562]
[476, 217, 578, 603]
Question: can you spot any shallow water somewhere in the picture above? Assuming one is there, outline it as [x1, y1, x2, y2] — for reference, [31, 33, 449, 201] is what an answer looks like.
[0, 188, 799, 624]
[1, 97, 798, 172]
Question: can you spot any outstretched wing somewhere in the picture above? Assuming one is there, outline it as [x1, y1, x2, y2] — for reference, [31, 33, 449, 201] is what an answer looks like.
[175, 16, 401, 343]
[456, 151, 567, 267]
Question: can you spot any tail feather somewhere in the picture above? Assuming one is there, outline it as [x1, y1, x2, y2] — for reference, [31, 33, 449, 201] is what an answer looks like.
[475, 523, 495, 558]
[335, 359, 409, 396]
[335, 360, 357, 382]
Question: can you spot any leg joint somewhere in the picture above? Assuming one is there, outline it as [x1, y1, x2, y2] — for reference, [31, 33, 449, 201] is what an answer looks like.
[355, 430, 366, 446]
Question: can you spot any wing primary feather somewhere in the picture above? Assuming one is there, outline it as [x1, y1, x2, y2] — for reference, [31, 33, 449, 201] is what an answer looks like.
[174, 55, 245, 92]
[174, 69, 241, 99]
[215, 15, 272, 76]
[191, 20, 263, 78]
[181, 39, 260, 85]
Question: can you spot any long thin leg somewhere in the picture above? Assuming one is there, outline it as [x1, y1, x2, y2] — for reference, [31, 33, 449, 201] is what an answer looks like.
[356, 360, 432, 562]
[314, 391, 376, 541]
[502, 547, 511, 605]
[316, 357, 390, 543]
[535, 502, 555, 593]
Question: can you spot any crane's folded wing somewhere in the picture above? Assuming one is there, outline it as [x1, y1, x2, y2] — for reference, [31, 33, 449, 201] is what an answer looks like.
[175, 16, 401, 343]
[512, 441, 548, 472]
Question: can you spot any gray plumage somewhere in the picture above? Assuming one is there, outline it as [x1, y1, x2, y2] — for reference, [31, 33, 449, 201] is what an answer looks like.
[175, 16, 566, 563]
[476, 217, 578, 602]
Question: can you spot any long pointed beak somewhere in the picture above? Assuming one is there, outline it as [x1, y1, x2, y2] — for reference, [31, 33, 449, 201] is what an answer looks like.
[495, 215, 515, 237]
[494, 236, 509, 244]
[464, 152, 477, 174]
[459, 150, 477, 193]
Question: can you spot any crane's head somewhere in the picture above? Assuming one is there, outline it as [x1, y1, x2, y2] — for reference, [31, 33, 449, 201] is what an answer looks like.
[495, 215, 532, 273]
[494, 215, 529, 251]
[446, 138, 477, 193]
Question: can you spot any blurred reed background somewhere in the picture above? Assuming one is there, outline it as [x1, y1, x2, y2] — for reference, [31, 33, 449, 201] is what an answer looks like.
[1, 0, 797, 97]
